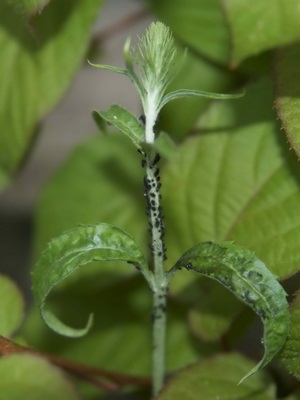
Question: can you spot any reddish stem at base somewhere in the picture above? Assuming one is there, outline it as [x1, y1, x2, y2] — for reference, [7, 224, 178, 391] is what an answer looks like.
[0, 335, 150, 392]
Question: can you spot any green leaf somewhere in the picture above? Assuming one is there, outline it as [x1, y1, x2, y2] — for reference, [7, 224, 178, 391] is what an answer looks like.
[286, 393, 300, 400]
[32, 223, 150, 337]
[161, 77, 300, 344]
[98, 105, 145, 149]
[188, 282, 243, 342]
[160, 88, 244, 109]
[0, 0, 101, 191]
[6, 0, 50, 17]
[0, 274, 24, 336]
[170, 241, 289, 383]
[0, 353, 79, 399]
[274, 43, 300, 158]
[123, 37, 141, 92]
[149, 0, 230, 64]
[223, 0, 300, 66]
[87, 60, 128, 76]
[279, 292, 300, 378]
[157, 45, 235, 139]
[162, 78, 300, 283]
[145, 6, 234, 136]
[32, 134, 147, 290]
[153, 131, 177, 160]
[156, 353, 275, 400]
[91, 110, 108, 134]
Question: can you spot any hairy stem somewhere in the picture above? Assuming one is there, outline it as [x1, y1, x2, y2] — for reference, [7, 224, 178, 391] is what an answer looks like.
[143, 149, 168, 396]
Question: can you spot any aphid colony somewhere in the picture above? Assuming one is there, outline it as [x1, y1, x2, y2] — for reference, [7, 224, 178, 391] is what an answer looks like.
[140, 150, 167, 262]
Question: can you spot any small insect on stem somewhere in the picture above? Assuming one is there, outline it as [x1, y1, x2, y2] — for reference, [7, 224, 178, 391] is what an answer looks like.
[139, 115, 146, 125]
[151, 154, 161, 167]
[154, 114, 160, 134]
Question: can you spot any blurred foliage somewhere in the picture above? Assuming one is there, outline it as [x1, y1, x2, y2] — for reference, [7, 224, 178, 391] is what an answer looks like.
[0, 0, 101, 190]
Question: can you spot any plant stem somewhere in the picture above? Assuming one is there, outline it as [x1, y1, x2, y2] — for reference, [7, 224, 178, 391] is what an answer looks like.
[152, 284, 167, 396]
[143, 149, 168, 396]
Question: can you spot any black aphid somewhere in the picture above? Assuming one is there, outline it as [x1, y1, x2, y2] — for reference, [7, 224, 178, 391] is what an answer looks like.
[152, 153, 161, 166]
[137, 148, 145, 156]
[139, 114, 146, 125]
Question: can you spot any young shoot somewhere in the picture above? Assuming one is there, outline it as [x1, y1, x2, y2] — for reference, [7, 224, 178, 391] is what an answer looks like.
[32, 21, 289, 400]
[132, 22, 177, 143]
[89, 21, 243, 147]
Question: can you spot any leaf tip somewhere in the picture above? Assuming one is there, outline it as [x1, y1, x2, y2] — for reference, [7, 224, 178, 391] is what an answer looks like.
[237, 364, 259, 386]
[43, 309, 94, 338]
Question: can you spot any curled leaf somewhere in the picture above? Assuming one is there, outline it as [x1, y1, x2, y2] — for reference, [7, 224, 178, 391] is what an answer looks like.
[169, 241, 290, 383]
[32, 223, 151, 337]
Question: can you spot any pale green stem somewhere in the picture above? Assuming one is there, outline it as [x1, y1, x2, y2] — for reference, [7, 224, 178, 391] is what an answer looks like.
[143, 89, 159, 144]
[143, 149, 168, 396]
[152, 283, 167, 396]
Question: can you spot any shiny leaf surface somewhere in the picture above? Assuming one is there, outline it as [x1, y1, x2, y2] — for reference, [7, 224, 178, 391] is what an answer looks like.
[170, 241, 289, 383]
[32, 223, 149, 337]
[32, 134, 147, 290]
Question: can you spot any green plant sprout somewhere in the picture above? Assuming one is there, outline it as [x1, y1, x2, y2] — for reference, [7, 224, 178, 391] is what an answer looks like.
[32, 22, 290, 397]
